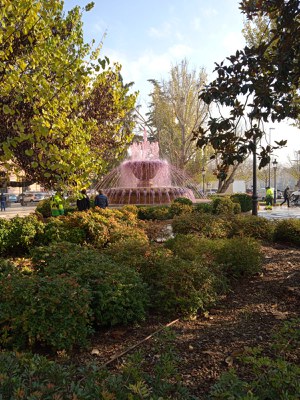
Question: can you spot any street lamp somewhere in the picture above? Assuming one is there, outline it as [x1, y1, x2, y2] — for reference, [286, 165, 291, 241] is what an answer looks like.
[268, 127, 275, 187]
[273, 159, 278, 204]
[201, 167, 206, 194]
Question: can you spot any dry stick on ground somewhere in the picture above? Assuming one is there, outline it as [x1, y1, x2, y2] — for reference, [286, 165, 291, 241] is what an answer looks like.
[99, 319, 180, 368]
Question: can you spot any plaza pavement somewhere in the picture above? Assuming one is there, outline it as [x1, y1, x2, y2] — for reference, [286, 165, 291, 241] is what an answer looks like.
[0, 203, 299, 220]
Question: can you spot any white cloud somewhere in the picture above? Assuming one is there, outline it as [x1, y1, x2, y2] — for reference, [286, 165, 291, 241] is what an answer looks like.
[202, 7, 218, 17]
[148, 22, 172, 38]
[221, 31, 245, 53]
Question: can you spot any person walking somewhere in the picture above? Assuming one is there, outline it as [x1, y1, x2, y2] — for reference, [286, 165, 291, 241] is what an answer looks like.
[0, 192, 6, 211]
[94, 190, 109, 209]
[280, 186, 290, 207]
[77, 189, 90, 211]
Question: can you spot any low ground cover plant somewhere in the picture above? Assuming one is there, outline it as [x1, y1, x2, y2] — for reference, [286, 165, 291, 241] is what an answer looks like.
[0, 330, 193, 400]
[210, 318, 300, 399]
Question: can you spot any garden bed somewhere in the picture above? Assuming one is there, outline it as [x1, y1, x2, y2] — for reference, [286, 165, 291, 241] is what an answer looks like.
[72, 243, 300, 398]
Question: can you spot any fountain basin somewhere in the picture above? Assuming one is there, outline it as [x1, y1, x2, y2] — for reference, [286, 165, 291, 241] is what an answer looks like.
[106, 187, 195, 205]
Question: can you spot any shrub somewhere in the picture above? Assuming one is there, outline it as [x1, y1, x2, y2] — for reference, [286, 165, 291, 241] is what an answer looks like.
[165, 235, 262, 280]
[35, 198, 51, 217]
[137, 205, 172, 220]
[38, 217, 86, 245]
[138, 247, 220, 316]
[173, 197, 193, 205]
[0, 273, 92, 350]
[0, 218, 9, 254]
[233, 202, 242, 214]
[105, 235, 150, 268]
[1, 215, 44, 256]
[212, 196, 236, 215]
[230, 193, 252, 212]
[169, 202, 193, 217]
[231, 215, 275, 242]
[172, 212, 232, 238]
[31, 242, 149, 327]
[63, 211, 110, 248]
[215, 237, 263, 279]
[273, 219, 300, 246]
[121, 204, 138, 214]
[193, 202, 213, 213]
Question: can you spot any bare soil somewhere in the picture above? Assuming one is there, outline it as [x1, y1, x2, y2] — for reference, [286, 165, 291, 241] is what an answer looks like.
[74, 243, 300, 399]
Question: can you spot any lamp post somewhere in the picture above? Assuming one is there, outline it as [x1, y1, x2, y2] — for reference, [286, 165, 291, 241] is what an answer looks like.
[268, 127, 275, 187]
[273, 159, 278, 204]
[201, 167, 206, 194]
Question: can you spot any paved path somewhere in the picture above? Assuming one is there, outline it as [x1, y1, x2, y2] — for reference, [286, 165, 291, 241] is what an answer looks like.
[0, 204, 37, 219]
[258, 204, 300, 219]
[0, 204, 299, 220]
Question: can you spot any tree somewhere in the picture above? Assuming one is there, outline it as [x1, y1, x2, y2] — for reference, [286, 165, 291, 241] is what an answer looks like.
[147, 59, 209, 171]
[81, 64, 138, 174]
[195, 0, 300, 176]
[0, 1, 137, 189]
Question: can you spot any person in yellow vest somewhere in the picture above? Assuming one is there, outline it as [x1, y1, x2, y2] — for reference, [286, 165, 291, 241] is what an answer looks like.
[50, 191, 64, 217]
[265, 186, 274, 207]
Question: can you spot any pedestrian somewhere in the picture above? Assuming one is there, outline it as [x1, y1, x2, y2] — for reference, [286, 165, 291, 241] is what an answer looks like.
[280, 186, 290, 207]
[265, 186, 274, 207]
[50, 191, 65, 216]
[77, 189, 90, 211]
[94, 190, 109, 209]
[0, 192, 6, 211]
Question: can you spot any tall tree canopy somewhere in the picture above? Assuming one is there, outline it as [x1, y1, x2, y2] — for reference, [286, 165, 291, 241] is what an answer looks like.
[148, 59, 208, 171]
[0, 0, 137, 189]
[194, 0, 300, 179]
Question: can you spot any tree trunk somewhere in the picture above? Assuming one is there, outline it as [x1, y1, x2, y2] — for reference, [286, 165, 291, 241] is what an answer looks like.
[218, 164, 240, 193]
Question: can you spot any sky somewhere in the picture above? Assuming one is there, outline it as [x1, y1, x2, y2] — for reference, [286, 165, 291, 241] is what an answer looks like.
[65, 0, 300, 164]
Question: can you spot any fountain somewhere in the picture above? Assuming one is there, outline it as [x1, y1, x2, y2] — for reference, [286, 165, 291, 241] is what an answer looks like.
[94, 130, 203, 205]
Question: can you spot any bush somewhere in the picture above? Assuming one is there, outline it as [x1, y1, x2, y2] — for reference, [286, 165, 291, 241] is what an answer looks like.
[273, 219, 300, 246]
[1, 215, 44, 256]
[35, 198, 51, 217]
[165, 235, 262, 280]
[38, 217, 86, 245]
[169, 202, 193, 217]
[173, 197, 193, 205]
[105, 235, 150, 268]
[0, 273, 92, 350]
[193, 202, 213, 213]
[137, 205, 172, 220]
[212, 196, 237, 215]
[138, 247, 220, 316]
[172, 212, 232, 238]
[216, 237, 262, 279]
[231, 215, 275, 242]
[230, 193, 252, 212]
[31, 242, 149, 327]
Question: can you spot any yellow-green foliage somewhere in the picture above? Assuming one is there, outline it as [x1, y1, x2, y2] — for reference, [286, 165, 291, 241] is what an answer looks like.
[231, 215, 275, 241]
[172, 212, 232, 238]
[166, 235, 263, 279]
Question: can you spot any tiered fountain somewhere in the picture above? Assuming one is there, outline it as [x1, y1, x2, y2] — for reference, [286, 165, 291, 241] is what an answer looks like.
[95, 130, 200, 205]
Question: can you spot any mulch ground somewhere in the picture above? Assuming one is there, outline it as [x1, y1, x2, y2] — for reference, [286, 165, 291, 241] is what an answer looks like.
[73, 242, 300, 399]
